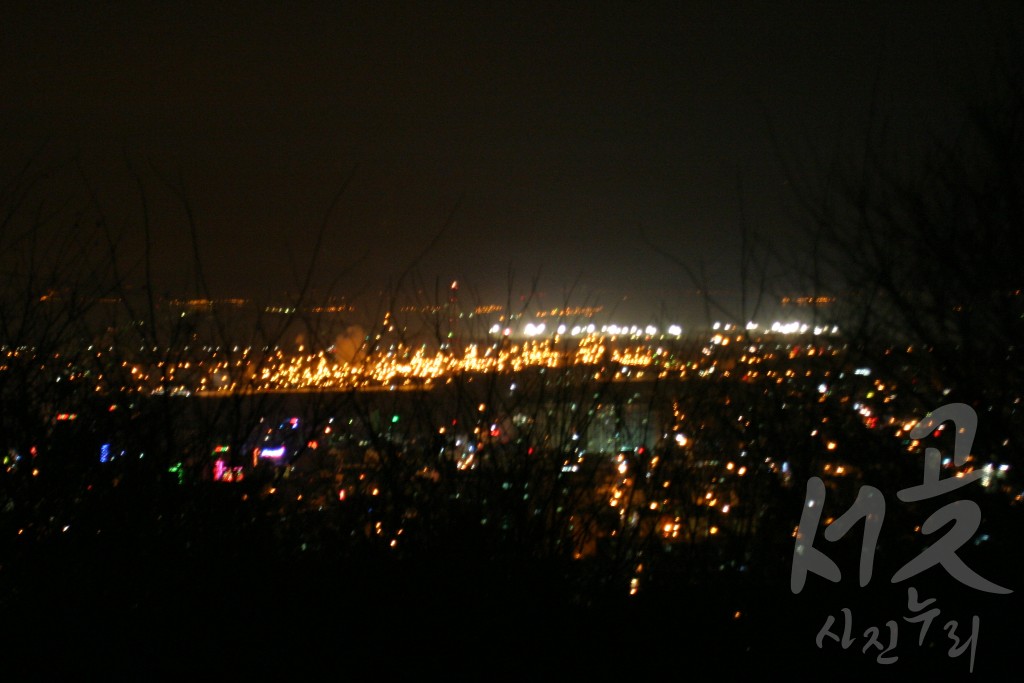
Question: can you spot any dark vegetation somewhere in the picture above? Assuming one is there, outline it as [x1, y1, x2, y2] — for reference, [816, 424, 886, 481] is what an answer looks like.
[1, 65, 1023, 678]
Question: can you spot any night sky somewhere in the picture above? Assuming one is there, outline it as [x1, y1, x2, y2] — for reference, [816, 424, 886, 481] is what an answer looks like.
[2, 1, 1020, 323]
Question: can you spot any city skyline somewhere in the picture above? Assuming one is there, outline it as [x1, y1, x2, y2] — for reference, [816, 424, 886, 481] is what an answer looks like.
[2, 2, 1022, 674]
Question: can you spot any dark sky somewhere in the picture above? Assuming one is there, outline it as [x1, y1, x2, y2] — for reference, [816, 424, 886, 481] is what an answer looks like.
[2, 1, 1021, 324]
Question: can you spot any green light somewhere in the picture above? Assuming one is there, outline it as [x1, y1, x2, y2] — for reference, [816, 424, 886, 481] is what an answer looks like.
[391, 415, 400, 423]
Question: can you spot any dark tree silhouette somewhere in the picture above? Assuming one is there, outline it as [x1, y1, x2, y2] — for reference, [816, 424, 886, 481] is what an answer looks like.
[782, 56, 1024, 478]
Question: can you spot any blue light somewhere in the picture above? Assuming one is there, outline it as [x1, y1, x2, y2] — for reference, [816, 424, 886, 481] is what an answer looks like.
[100, 443, 111, 464]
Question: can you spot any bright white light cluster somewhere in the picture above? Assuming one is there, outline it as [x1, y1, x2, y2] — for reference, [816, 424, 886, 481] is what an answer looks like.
[768, 321, 840, 335]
